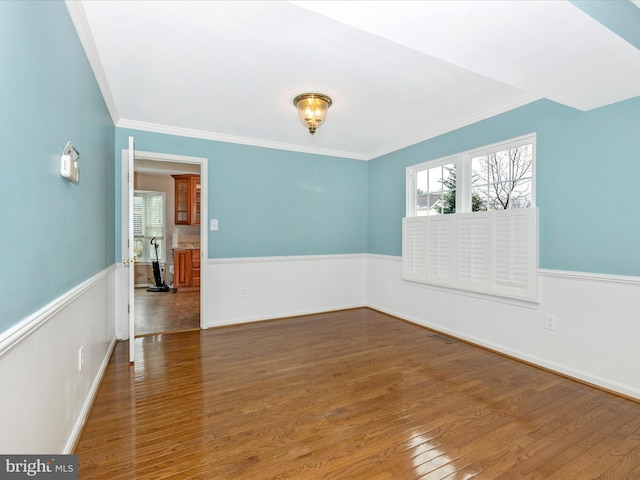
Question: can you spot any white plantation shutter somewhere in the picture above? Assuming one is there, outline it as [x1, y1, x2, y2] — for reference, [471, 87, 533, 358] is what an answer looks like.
[402, 208, 537, 301]
[402, 217, 428, 282]
[492, 208, 537, 298]
[427, 216, 455, 284]
[133, 196, 144, 236]
[144, 194, 164, 238]
[134, 191, 166, 262]
[458, 212, 490, 291]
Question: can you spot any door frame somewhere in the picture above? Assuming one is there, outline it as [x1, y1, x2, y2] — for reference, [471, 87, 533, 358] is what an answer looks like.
[120, 148, 209, 343]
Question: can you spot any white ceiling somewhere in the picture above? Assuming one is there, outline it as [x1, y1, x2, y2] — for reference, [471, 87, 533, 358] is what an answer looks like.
[66, 1, 640, 160]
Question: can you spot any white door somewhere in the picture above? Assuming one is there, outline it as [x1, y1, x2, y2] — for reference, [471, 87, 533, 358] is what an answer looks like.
[126, 136, 135, 363]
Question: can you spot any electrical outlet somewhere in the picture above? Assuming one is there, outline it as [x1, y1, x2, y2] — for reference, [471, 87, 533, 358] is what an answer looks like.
[241, 287, 248, 299]
[544, 314, 557, 331]
[78, 346, 84, 371]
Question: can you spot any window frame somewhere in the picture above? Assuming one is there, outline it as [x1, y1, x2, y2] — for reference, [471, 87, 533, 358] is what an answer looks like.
[403, 134, 538, 303]
[133, 190, 167, 264]
[406, 133, 536, 217]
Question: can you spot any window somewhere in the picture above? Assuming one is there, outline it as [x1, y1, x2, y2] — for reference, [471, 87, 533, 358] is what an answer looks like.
[403, 134, 537, 301]
[415, 160, 456, 216]
[133, 191, 166, 263]
[471, 143, 533, 211]
[407, 134, 535, 216]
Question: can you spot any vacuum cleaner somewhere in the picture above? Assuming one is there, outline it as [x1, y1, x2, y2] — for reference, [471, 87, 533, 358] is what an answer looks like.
[147, 237, 170, 292]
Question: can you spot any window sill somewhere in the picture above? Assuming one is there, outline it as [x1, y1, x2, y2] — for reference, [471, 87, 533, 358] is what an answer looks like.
[402, 278, 540, 309]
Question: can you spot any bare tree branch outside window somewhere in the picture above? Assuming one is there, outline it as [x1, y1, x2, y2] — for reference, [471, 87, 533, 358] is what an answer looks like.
[471, 144, 533, 211]
[414, 143, 532, 215]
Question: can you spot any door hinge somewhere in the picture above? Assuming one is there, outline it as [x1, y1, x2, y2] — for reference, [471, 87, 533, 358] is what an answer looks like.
[128, 304, 130, 314]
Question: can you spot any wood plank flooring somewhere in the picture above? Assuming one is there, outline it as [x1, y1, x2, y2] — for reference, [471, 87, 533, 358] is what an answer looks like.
[75, 308, 640, 479]
[134, 288, 200, 336]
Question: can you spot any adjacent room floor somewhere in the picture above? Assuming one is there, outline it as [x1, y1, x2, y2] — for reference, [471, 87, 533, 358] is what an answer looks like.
[76, 308, 640, 479]
[134, 288, 200, 336]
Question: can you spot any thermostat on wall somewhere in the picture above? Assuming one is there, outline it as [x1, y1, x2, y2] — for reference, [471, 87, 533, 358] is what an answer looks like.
[60, 141, 79, 183]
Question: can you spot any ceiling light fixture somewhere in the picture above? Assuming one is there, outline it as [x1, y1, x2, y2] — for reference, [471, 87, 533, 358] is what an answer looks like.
[293, 93, 332, 135]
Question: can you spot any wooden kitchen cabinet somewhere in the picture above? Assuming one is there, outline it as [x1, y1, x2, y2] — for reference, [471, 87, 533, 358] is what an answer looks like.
[172, 174, 201, 225]
[173, 249, 200, 289]
[191, 249, 200, 287]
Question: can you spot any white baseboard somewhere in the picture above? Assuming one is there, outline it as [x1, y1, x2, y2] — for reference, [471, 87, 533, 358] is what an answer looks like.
[367, 255, 640, 400]
[368, 302, 640, 400]
[207, 303, 366, 328]
[110, 252, 640, 402]
[205, 254, 368, 328]
[64, 337, 116, 453]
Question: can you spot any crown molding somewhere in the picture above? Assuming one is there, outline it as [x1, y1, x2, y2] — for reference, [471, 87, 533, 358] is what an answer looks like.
[116, 119, 369, 161]
[118, 93, 540, 161]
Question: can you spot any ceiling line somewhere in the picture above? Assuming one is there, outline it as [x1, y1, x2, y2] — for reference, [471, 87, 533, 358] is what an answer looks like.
[116, 119, 370, 161]
[367, 93, 542, 160]
[64, 0, 120, 125]
[570, 0, 640, 50]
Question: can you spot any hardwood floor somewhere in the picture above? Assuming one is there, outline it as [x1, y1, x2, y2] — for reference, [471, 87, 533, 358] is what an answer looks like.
[134, 288, 200, 336]
[76, 308, 640, 479]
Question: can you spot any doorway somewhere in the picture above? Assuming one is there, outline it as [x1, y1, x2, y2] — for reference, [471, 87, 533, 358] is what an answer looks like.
[122, 149, 208, 339]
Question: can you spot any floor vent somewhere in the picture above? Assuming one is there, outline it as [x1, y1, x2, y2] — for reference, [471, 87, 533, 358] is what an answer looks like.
[429, 334, 455, 344]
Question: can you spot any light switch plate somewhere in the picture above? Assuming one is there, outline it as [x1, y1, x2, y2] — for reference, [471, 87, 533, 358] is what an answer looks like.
[210, 219, 219, 231]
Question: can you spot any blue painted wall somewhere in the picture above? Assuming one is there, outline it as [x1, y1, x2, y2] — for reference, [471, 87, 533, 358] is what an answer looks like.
[571, 0, 640, 50]
[0, 1, 115, 332]
[368, 97, 640, 277]
[117, 97, 640, 278]
[114, 129, 368, 260]
[3, 0, 636, 338]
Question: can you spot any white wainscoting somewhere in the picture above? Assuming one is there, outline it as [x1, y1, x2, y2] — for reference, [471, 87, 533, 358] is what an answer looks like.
[367, 254, 640, 400]
[0, 266, 117, 453]
[205, 254, 368, 327]
[114, 252, 639, 400]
